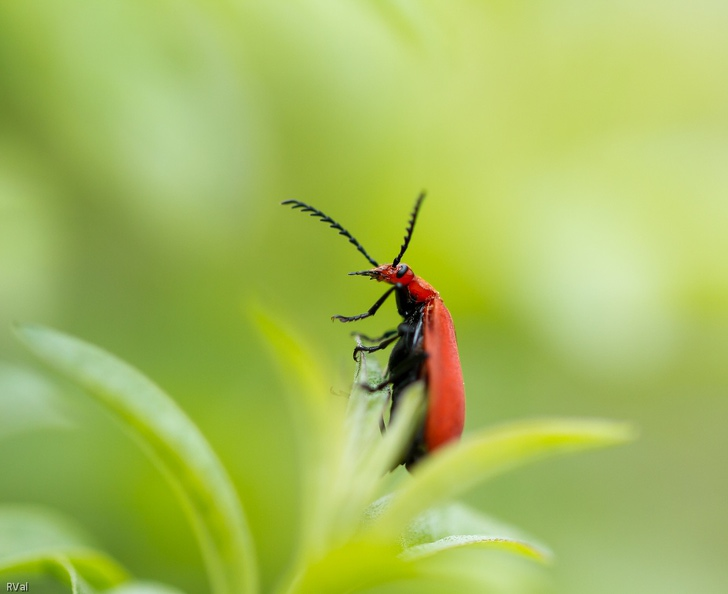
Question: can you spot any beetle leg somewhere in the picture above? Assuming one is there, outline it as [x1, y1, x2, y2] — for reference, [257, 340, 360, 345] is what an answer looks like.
[352, 333, 399, 361]
[332, 286, 397, 323]
[354, 329, 398, 343]
[361, 351, 428, 392]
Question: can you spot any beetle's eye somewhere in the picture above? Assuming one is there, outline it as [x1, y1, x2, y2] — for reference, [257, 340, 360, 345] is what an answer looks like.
[396, 264, 409, 278]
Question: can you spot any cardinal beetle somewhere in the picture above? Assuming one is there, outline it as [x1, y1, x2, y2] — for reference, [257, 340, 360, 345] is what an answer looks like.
[282, 193, 465, 469]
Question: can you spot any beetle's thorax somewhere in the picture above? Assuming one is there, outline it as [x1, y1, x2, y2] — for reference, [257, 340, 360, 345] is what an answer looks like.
[406, 275, 438, 302]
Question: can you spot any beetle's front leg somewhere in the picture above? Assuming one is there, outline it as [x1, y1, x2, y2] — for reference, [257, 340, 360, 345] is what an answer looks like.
[332, 286, 397, 323]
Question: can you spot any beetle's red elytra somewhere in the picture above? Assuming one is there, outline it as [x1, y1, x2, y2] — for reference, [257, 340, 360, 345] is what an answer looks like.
[282, 194, 465, 469]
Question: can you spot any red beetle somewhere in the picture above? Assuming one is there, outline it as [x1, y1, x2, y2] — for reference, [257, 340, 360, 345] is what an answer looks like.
[283, 193, 465, 468]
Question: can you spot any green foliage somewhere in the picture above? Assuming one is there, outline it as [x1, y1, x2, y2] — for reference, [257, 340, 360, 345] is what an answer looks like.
[0, 505, 127, 593]
[13, 324, 257, 594]
[2, 320, 633, 593]
[0, 2, 725, 592]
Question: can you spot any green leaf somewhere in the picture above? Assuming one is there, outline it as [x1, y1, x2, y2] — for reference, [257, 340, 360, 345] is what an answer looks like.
[367, 417, 637, 540]
[250, 305, 343, 563]
[323, 357, 425, 549]
[400, 534, 547, 562]
[14, 324, 258, 594]
[250, 303, 332, 417]
[252, 312, 426, 594]
[279, 540, 410, 594]
[0, 505, 127, 593]
[347, 355, 425, 486]
[1, 554, 97, 594]
[400, 502, 552, 564]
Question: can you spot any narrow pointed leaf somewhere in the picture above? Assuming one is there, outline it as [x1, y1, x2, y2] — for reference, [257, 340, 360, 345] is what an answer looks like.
[369, 417, 636, 539]
[1, 554, 99, 594]
[250, 306, 344, 560]
[14, 324, 257, 594]
[400, 534, 548, 563]
[401, 502, 552, 564]
[0, 505, 128, 589]
[366, 381, 425, 480]
[328, 380, 424, 546]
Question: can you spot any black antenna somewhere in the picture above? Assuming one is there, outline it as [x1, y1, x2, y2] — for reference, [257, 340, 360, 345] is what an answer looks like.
[392, 191, 426, 266]
[282, 200, 379, 267]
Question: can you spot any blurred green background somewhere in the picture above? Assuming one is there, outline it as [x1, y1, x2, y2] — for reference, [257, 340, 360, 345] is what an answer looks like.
[1, 1, 727, 592]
